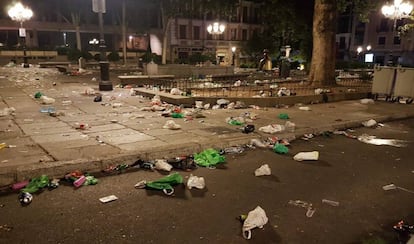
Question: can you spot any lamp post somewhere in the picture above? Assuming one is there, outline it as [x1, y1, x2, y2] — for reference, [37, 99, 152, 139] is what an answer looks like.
[231, 46, 236, 66]
[207, 22, 225, 65]
[8, 2, 33, 68]
[207, 22, 226, 35]
[382, 0, 413, 28]
[92, 0, 112, 91]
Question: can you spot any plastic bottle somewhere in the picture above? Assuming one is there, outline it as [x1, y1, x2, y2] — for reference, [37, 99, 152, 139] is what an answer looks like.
[322, 199, 340, 206]
[73, 176, 86, 188]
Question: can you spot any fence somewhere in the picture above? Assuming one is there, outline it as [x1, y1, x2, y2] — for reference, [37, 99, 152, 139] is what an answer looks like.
[139, 72, 372, 98]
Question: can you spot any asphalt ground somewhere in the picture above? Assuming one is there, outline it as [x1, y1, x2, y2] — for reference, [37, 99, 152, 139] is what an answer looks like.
[0, 118, 413, 243]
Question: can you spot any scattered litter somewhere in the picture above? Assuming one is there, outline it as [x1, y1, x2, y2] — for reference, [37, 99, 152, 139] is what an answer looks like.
[382, 184, 414, 194]
[278, 113, 289, 119]
[0, 224, 13, 232]
[112, 103, 123, 108]
[322, 199, 340, 207]
[362, 119, 377, 127]
[288, 200, 316, 218]
[0, 107, 16, 117]
[220, 146, 244, 154]
[360, 98, 375, 104]
[163, 120, 181, 130]
[299, 106, 311, 111]
[284, 121, 295, 132]
[94, 95, 102, 102]
[34, 92, 43, 98]
[18, 192, 33, 206]
[62, 100, 72, 105]
[74, 122, 89, 130]
[194, 149, 226, 167]
[187, 174, 206, 189]
[99, 195, 118, 203]
[40, 96, 55, 104]
[226, 117, 244, 125]
[358, 134, 407, 147]
[241, 206, 268, 240]
[249, 139, 270, 148]
[259, 124, 285, 134]
[293, 151, 319, 161]
[84, 87, 96, 95]
[154, 159, 173, 172]
[273, 143, 288, 154]
[333, 130, 357, 139]
[144, 173, 183, 196]
[170, 88, 183, 95]
[21, 175, 49, 193]
[301, 134, 314, 140]
[255, 164, 271, 176]
[11, 180, 29, 191]
[241, 124, 255, 133]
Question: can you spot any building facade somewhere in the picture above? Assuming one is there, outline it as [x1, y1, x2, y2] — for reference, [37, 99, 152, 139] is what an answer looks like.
[0, 0, 263, 65]
[336, 9, 414, 66]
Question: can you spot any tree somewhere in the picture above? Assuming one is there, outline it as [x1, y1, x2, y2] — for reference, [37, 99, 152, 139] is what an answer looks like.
[308, 0, 381, 86]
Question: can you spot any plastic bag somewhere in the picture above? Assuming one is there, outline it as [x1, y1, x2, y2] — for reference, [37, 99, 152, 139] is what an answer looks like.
[242, 206, 269, 239]
[273, 143, 289, 154]
[254, 164, 271, 176]
[259, 124, 285, 134]
[22, 175, 50, 193]
[194, 149, 225, 167]
[293, 151, 319, 161]
[145, 173, 183, 195]
[187, 174, 206, 189]
[154, 159, 173, 172]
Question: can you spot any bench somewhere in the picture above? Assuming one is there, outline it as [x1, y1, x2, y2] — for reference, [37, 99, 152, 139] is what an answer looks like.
[39, 62, 71, 68]
[56, 65, 71, 73]
[118, 75, 175, 86]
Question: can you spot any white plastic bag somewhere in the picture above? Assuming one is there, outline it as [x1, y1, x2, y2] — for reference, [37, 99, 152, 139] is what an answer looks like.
[254, 164, 271, 176]
[154, 159, 173, 172]
[259, 124, 285, 134]
[187, 174, 205, 189]
[293, 151, 319, 161]
[362, 119, 377, 127]
[242, 206, 269, 240]
[41, 96, 55, 104]
[163, 120, 181, 130]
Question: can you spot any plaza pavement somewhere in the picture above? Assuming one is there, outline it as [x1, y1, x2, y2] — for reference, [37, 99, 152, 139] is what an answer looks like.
[1, 66, 413, 187]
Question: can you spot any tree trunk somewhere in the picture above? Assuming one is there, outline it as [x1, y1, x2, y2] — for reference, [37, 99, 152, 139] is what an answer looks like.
[162, 19, 171, 65]
[308, 0, 337, 86]
[76, 26, 82, 51]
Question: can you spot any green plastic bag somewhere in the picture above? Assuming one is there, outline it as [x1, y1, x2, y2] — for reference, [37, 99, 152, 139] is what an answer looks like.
[83, 175, 98, 185]
[146, 173, 183, 194]
[228, 119, 244, 125]
[34, 92, 43, 99]
[194, 149, 226, 167]
[22, 175, 50, 193]
[171, 113, 184, 118]
[278, 113, 289, 119]
[273, 143, 289, 154]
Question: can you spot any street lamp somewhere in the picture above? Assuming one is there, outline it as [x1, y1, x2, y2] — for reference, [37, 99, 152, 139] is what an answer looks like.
[207, 22, 226, 35]
[382, 0, 413, 28]
[92, 0, 112, 91]
[231, 46, 236, 66]
[8, 2, 33, 68]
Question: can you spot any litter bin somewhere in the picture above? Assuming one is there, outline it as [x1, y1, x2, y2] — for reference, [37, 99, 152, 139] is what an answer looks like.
[393, 67, 414, 104]
[372, 65, 396, 100]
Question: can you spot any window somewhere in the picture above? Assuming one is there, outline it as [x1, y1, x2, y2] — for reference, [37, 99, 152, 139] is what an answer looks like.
[193, 26, 200, 40]
[231, 28, 237, 40]
[378, 19, 389, 32]
[393, 36, 401, 45]
[242, 7, 248, 23]
[179, 25, 186, 39]
[242, 29, 247, 41]
[378, 36, 386, 45]
[339, 37, 346, 49]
